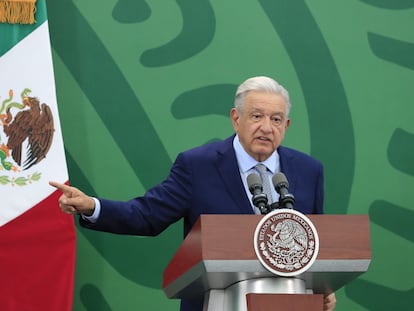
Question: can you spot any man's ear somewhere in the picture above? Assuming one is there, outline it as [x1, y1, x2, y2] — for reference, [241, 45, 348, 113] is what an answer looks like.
[285, 118, 291, 130]
[230, 108, 239, 131]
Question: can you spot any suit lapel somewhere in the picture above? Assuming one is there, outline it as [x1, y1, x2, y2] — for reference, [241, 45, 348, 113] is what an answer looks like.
[215, 137, 254, 214]
[279, 146, 297, 194]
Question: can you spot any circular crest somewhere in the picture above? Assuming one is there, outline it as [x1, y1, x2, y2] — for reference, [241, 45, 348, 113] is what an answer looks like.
[253, 209, 319, 277]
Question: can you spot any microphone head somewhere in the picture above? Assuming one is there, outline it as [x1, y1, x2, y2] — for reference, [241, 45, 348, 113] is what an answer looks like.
[247, 173, 262, 192]
[272, 172, 289, 192]
[247, 172, 268, 209]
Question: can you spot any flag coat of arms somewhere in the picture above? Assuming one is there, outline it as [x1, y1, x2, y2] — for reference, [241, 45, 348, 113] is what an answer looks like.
[0, 1, 76, 310]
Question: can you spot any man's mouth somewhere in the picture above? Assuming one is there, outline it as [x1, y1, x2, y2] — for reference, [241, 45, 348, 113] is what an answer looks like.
[257, 136, 271, 142]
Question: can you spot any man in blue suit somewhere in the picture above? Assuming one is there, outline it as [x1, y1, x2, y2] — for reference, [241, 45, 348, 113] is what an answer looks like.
[50, 76, 336, 310]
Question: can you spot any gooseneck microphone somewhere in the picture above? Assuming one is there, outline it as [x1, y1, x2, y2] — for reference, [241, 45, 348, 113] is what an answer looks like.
[272, 172, 295, 209]
[247, 173, 272, 214]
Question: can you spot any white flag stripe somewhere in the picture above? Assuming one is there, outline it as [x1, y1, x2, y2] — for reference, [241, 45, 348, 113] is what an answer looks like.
[0, 22, 68, 226]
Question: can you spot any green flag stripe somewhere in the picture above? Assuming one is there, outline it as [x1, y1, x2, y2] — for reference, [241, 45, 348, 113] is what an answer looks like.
[0, 0, 47, 56]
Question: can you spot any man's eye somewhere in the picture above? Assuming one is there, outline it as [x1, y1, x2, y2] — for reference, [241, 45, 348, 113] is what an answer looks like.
[272, 117, 283, 125]
[252, 114, 262, 120]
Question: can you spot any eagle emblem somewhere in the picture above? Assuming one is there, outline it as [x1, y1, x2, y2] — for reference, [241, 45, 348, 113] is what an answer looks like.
[254, 209, 319, 277]
[0, 88, 54, 186]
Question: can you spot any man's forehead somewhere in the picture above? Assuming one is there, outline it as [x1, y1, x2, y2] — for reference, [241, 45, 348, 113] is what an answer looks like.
[245, 100, 287, 114]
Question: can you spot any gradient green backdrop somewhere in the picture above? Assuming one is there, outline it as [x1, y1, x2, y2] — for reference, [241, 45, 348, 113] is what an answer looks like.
[45, 0, 413, 310]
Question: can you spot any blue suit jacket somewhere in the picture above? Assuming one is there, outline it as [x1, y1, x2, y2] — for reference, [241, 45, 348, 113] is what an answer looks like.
[80, 135, 324, 311]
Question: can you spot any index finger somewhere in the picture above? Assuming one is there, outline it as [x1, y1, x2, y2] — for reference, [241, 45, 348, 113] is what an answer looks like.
[49, 181, 71, 194]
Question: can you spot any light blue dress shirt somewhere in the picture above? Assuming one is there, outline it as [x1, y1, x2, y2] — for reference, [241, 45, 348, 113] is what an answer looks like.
[232, 135, 280, 211]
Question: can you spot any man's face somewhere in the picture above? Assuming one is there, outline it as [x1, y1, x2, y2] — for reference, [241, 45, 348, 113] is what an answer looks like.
[231, 90, 290, 162]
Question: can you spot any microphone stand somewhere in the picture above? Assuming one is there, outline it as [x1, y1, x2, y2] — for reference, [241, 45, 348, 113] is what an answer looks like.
[279, 192, 295, 209]
[267, 192, 295, 212]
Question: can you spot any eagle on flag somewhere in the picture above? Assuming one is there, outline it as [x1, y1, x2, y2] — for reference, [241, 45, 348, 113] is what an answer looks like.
[1, 88, 54, 170]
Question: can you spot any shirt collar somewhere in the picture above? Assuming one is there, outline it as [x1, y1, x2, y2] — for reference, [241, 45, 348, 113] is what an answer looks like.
[233, 135, 279, 174]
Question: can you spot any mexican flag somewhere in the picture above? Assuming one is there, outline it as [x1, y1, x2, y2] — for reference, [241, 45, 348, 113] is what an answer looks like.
[0, 1, 76, 310]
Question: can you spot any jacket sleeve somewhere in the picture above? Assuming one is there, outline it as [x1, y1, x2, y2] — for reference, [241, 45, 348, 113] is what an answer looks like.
[79, 152, 192, 236]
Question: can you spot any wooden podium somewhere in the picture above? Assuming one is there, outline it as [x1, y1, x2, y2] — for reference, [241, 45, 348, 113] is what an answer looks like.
[162, 215, 371, 310]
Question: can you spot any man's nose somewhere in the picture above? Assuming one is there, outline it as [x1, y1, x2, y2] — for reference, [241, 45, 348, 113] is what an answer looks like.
[260, 118, 273, 132]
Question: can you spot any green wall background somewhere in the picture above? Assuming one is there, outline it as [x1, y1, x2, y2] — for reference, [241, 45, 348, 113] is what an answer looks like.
[45, 0, 413, 310]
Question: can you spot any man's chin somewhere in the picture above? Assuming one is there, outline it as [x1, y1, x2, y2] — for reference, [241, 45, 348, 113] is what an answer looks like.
[252, 149, 273, 162]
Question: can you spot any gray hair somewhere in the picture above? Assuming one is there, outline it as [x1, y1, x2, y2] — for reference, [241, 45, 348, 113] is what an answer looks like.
[234, 76, 291, 116]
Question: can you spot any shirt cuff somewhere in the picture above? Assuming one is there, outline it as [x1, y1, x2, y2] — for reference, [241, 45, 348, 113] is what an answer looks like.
[81, 197, 101, 223]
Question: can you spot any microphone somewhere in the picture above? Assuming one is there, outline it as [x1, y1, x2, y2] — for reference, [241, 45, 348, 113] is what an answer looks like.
[272, 172, 295, 209]
[247, 173, 271, 214]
